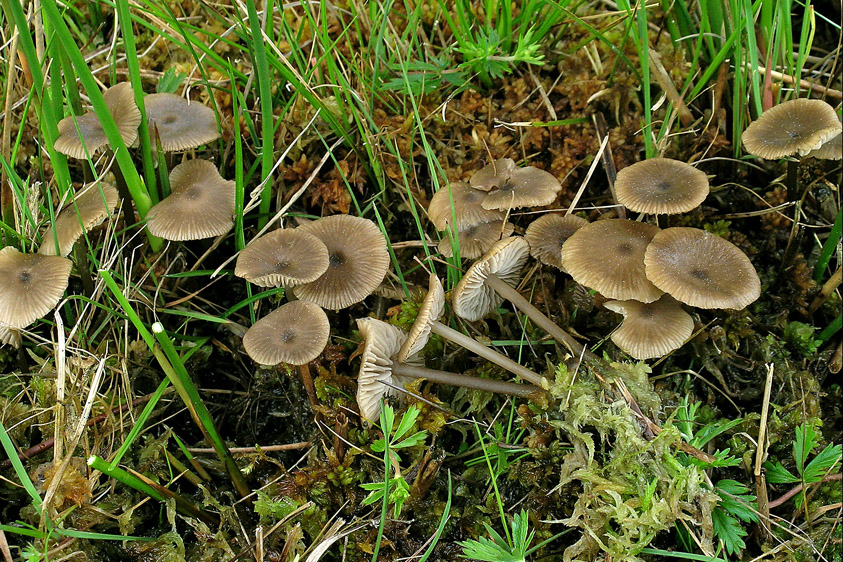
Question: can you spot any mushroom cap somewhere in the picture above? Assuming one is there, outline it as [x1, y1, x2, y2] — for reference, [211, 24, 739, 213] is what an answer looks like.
[615, 158, 710, 214]
[438, 220, 514, 259]
[804, 126, 842, 160]
[146, 160, 235, 241]
[742, 98, 842, 159]
[524, 213, 588, 271]
[55, 82, 141, 159]
[481, 166, 563, 211]
[235, 229, 329, 288]
[644, 227, 761, 309]
[453, 236, 530, 321]
[397, 274, 446, 362]
[242, 301, 330, 365]
[0, 323, 22, 348]
[293, 215, 390, 310]
[604, 295, 694, 360]
[144, 93, 220, 151]
[39, 182, 119, 256]
[356, 317, 412, 422]
[0, 247, 72, 328]
[469, 158, 519, 191]
[560, 219, 663, 303]
[428, 182, 504, 231]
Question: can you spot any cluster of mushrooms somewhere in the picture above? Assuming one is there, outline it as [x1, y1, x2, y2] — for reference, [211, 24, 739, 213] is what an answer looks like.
[1, 82, 840, 423]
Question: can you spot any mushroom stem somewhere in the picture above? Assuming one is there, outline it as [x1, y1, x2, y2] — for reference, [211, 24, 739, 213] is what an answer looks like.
[72, 240, 94, 297]
[786, 159, 799, 202]
[391, 362, 539, 398]
[484, 273, 585, 357]
[430, 321, 546, 388]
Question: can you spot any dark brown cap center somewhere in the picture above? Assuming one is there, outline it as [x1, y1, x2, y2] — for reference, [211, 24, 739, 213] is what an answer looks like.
[19, 270, 31, 285]
[691, 268, 709, 281]
[281, 329, 296, 343]
[617, 242, 633, 255]
[329, 252, 346, 268]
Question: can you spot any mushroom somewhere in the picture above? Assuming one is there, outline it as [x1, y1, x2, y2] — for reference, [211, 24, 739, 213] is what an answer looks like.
[398, 274, 547, 387]
[39, 182, 119, 257]
[604, 295, 694, 359]
[643, 227, 760, 310]
[242, 301, 330, 365]
[0, 247, 72, 329]
[614, 158, 710, 215]
[805, 122, 842, 160]
[469, 158, 518, 191]
[560, 219, 663, 303]
[235, 229, 329, 288]
[144, 93, 220, 151]
[438, 220, 514, 259]
[292, 214, 390, 310]
[524, 213, 587, 271]
[452, 237, 584, 356]
[742, 98, 841, 160]
[356, 317, 541, 421]
[476, 160, 563, 211]
[54, 82, 141, 159]
[427, 181, 504, 231]
[0, 323, 21, 348]
[145, 159, 235, 241]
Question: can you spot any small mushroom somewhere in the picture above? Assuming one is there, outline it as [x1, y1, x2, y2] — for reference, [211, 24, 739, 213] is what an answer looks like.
[0, 323, 21, 348]
[293, 215, 390, 310]
[452, 237, 584, 356]
[356, 317, 541, 422]
[235, 229, 329, 288]
[643, 227, 760, 309]
[242, 301, 330, 365]
[438, 220, 514, 259]
[614, 158, 710, 215]
[428, 181, 504, 231]
[54, 82, 142, 159]
[469, 158, 518, 191]
[398, 274, 546, 387]
[560, 219, 663, 303]
[39, 182, 119, 257]
[145, 160, 235, 241]
[0, 247, 72, 329]
[144, 93, 220, 151]
[742, 98, 842, 160]
[804, 123, 842, 160]
[524, 214, 587, 271]
[604, 295, 694, 360]
[479, 162, 563, 211]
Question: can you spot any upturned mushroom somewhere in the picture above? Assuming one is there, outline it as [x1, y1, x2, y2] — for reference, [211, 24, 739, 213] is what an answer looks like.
[398, 274, 547, 388]
[242, 301, 330, 366]
[524, 214, 587, 271]
[427, 181, 504, 231]
[614, 158, 710, 215]
[144, 93, 220, 151]
[39, 182, 119, 257]
[437, 220, 514, 259]
[471, 159, 563, 211]
[0, 323, 21, 348]
[604, 295, 694, 360]
[235, 228, 329, 288]
[742, 98, 841, 160]
[356, 317, 542, 421]
[560, 219, 663, 303]
[292, 214, 390, 310]
[643, 227, 760, 310]
[145, 159, 235, 241]
[0, 247, 72, 329]
[452, 237, 584, 356]
[54, 82, 141, 159]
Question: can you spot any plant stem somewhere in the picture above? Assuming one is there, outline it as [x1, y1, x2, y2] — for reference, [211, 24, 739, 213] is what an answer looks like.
[430, 321, 546, 388]
[484, 273, 585, 357]
[391, 363, 540, 398]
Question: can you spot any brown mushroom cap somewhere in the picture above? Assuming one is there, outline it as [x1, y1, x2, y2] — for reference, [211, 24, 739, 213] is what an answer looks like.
[560, 219, 663, 303]
[39, 182, 119, 257]
[453, 236, 530, 321]
[604, 295, 694, 359]
[742, 98, 842, 159]
[0, 247, 72, 328]
[144, 93, 220, 151]
[235, 229, 329, 287]
[481, 166, 563, 211]
[524, 214, 587, 271]
[356, 317, 414, 422]
[293, 215, 390, 310]
[805, 125, 842, 160]
[615, 158, 710, 214]
[242, 301, 330, 366]
[438, 220, 514, 259]
[397, 274, 446, 362]
[428, 182, 504, 231]
[55, 82, 142, 159]
[644, 227, 760, 309]
[145, 160, 235, 241]
[469, 158, 518, 191]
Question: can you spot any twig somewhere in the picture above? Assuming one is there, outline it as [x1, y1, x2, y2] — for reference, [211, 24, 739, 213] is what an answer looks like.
[755, 364, 775, 540]
[768, 473, 842, 509]
[187, 442, 312, 454]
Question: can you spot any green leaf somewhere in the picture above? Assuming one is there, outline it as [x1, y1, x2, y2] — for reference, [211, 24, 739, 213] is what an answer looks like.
[711, 507, 748, 556]
[764, 461, 800, 484]
[393, 405, 421, 442]
[802, 443, 842, 483]
[794, 423, 819, 475]
[715, 480, 759, 523]
[393, 431, 428, 450]
[157, 68, 187, 94]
